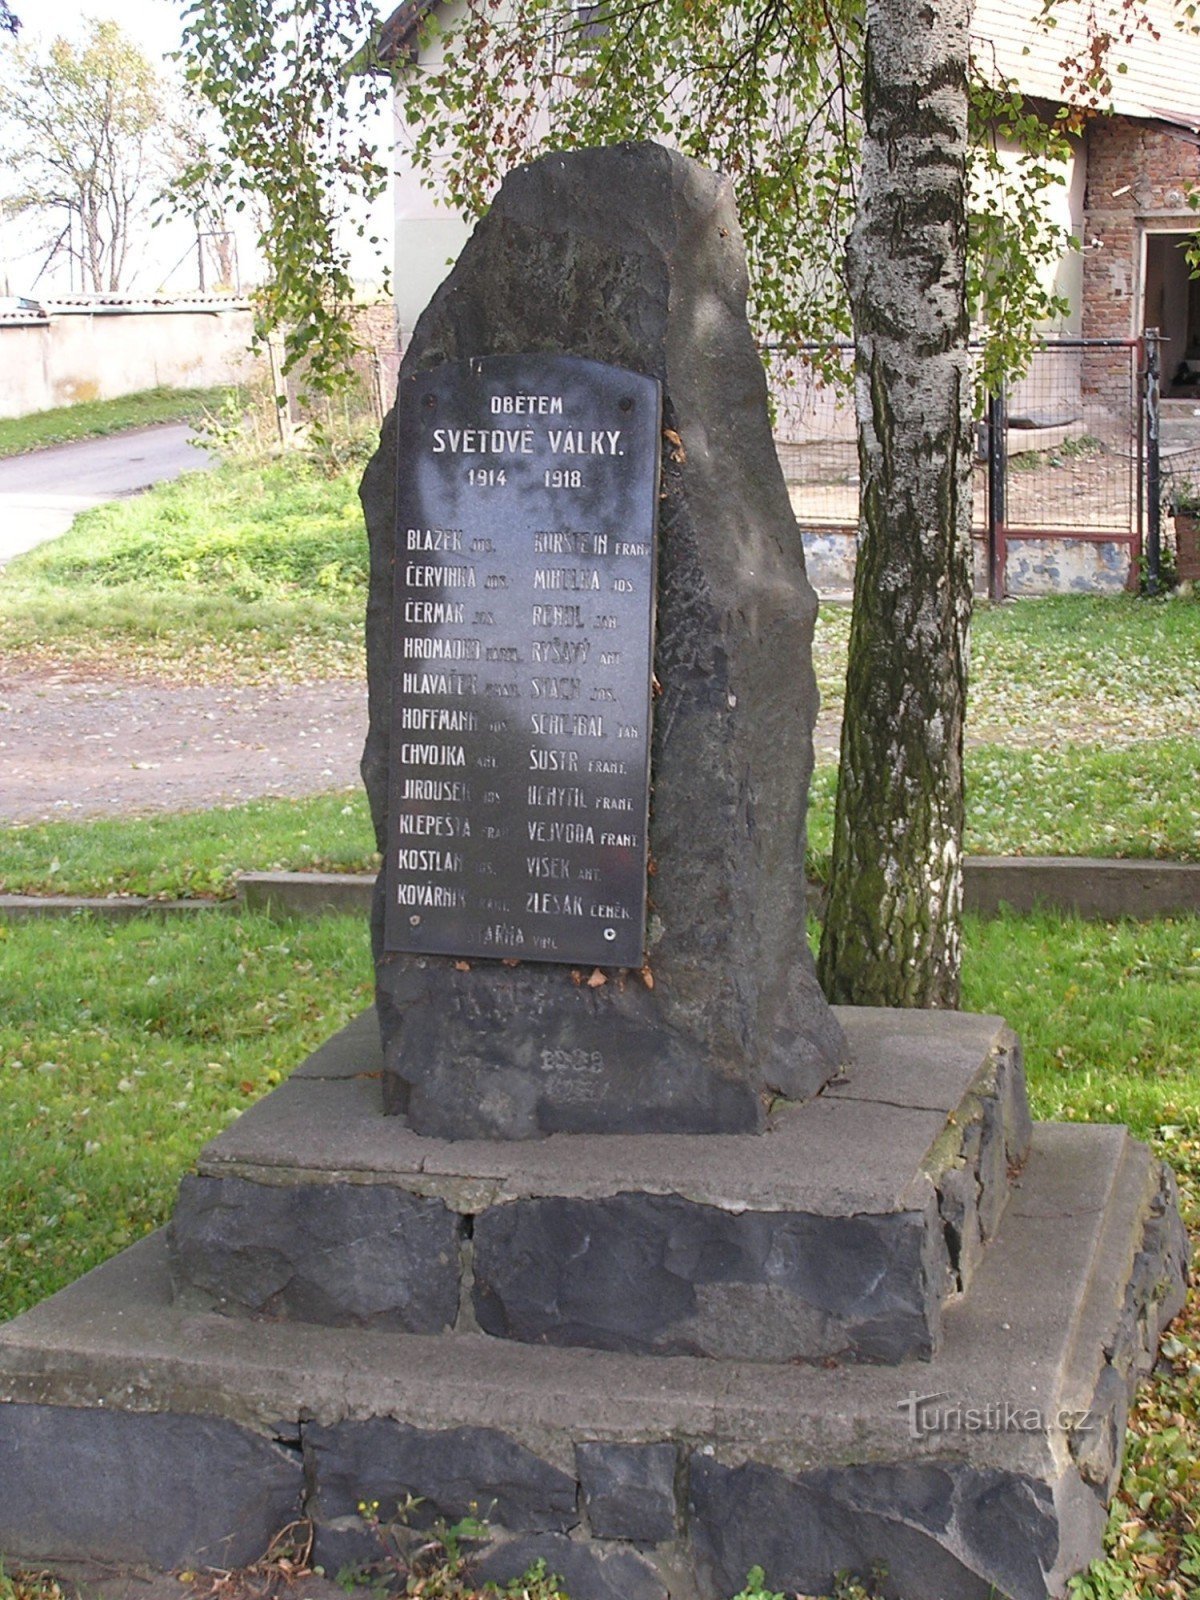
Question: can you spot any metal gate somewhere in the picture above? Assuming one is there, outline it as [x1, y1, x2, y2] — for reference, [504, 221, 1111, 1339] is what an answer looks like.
[771, 337, 1164, 598]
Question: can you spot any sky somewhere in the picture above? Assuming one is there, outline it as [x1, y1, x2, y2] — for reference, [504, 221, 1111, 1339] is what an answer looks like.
[0, 0, 393, 298]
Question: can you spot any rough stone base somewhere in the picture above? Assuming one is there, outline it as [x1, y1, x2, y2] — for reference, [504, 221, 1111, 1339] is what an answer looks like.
[167, 1008, 1030, 1364]
[0, 1115, 1187, 1600]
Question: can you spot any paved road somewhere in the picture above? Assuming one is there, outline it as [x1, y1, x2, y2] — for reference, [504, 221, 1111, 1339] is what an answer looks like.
[0, 423, 212, 564]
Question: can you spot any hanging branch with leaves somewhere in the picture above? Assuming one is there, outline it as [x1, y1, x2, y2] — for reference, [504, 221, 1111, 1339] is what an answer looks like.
[178, 0, 391, 394]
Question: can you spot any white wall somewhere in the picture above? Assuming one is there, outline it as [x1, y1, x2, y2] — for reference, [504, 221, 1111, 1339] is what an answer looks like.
[0, 303, 259, 419]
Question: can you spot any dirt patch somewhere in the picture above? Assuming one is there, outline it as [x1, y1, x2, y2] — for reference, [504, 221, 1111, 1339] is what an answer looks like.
[0, 669, 367, 825]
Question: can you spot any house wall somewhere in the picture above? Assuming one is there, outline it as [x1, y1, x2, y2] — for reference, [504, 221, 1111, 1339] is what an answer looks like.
[391, 0, 473, 344]
[1082, 118, 1200, 405]
[0, 302, 258, 419]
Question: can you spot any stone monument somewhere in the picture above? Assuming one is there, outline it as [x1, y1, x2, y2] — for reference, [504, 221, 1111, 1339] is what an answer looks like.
[0, 145, 1188, 1600]
[359, 141, 846, 1139]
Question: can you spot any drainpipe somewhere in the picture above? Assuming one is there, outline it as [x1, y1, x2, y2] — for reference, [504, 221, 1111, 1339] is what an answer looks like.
[986, 389, 1007, 602]
[1143, 327, 1162, 595]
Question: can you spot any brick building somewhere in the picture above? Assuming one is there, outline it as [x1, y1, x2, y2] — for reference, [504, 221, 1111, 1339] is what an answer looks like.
[978, 0, 1200, 394]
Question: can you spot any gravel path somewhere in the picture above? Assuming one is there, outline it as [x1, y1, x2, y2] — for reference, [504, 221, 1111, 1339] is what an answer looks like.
[0, 666, 844, 825]
[0, 669, 368, 825]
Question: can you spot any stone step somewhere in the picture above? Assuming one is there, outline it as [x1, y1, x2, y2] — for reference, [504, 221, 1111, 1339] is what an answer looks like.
[165, 1007, 1031, 1365]
[0, 1120, 1186, 1600]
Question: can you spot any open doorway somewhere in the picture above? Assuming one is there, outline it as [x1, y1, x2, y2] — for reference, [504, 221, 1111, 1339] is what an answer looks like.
[1144, 231, 1200, 396]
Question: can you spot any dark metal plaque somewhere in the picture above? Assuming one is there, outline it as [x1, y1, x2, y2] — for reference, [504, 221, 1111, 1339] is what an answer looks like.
[384, 354, 662, 967]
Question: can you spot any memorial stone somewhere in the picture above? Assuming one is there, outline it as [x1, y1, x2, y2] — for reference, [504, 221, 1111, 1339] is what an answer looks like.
[361, 141, 848, 1139]
[0, 143, 1187, 1600]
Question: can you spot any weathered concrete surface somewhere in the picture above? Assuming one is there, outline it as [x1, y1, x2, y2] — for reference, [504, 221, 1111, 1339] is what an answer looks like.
[236, 872, 375, 917]
[0, 896, 232, 922]
[188, 1008, 1017, 1214]
[166, 1008, 1029, 1359]
[792, 525, 1134, 599]
[361, 142, 845, 1139]
[964, 856, 1200, 919]
[0, 1122, 1186, 1598]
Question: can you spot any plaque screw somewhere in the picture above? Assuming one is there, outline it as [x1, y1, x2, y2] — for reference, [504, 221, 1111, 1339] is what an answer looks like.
[409, 915, 421, 926]
[619, 398, 633, 412]
[604, 928, 617, 941]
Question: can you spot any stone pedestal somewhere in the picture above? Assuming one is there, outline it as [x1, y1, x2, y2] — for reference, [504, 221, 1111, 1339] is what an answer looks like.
[0, 1009, 1187, 1600]
[166, 1009, 1029, 1365]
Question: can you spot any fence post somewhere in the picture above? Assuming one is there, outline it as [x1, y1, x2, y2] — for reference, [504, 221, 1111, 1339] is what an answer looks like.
[1143, 327, 1162, 594]
[266, 332, 291, 450]
[372, 349, 386, 424]
[986, 388, 1007, 602]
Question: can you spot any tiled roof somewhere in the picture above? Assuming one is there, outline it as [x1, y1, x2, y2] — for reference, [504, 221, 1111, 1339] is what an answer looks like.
[0, 293, 250, 321]
[974, 0, 1200, 131]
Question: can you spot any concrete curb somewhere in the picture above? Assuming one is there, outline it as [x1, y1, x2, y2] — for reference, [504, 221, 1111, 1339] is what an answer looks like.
[963, 856, 1200, 920]
[2, 858, 1198, 924]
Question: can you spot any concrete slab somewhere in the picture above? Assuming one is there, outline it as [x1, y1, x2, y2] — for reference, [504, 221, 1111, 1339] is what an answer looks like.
[236, 873, 374, 918]
[163, 1009, 1029, 1360]
[190, 1008, 1009, 1217]
[0, 896, 232, 923]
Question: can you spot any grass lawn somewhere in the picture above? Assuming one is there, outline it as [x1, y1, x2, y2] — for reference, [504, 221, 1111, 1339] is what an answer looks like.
[3, 746, 1198, 901]
[0, 911, 373, 1321]
[813, 595, 1200, 746]
[0, 791, 378, 900]
[0, 455, 369, 683]
[0, 387, 231, 459]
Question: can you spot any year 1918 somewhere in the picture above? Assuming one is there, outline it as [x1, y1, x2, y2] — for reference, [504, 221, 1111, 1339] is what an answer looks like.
[467, 468, 506, 487]
[544, 469, 582, 489]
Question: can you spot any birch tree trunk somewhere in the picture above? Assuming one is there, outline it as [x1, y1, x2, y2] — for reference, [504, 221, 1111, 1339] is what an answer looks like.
[817, 0, 973, 1008]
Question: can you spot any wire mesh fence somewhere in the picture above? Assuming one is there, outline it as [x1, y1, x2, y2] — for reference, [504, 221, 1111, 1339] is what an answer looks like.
[772, 340, 1143, 534]
[770, 338, 1161, 595]
[1000, 341, 1140, 537]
